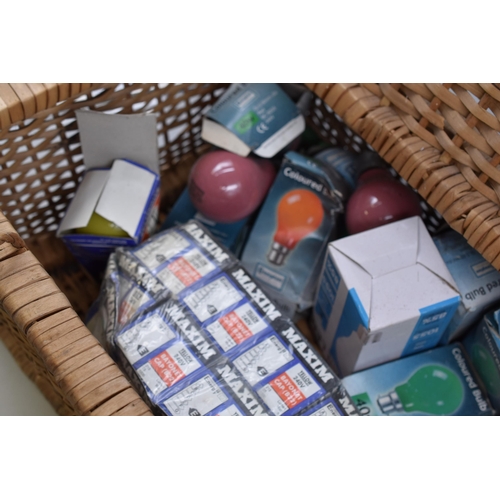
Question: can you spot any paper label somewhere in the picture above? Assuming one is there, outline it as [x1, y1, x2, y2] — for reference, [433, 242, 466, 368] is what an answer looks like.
[149, 343, 201, 387]
[133, 231, 191, 270]
[157, 248, 216, 294]
[206, 303, 268, 352]
[257, 364, 320, 415]
[137, 363, 168, 396]
[163, 375, 229, 416]
[183, 275, 243, 323]
[309, 401, 341, 416]
[233, 336, 294, 386]
[117, 313, 177, 365]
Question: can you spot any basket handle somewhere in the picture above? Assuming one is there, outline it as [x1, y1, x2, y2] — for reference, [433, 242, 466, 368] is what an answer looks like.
[0, 83, 95, 130]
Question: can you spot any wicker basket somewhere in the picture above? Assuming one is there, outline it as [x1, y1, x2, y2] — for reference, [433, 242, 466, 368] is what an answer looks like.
[306, 83, 500, 270]
[0, 82, 491, 415]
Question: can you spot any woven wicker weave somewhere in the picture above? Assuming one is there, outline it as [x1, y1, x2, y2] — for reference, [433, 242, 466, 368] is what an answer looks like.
[306, 83, 500, 269]
[0, 83, 232, 415]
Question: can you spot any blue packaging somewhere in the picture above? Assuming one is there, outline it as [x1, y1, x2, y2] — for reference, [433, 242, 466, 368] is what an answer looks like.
[161, 187, 251, 257]
[201, 83, 305, 158]
[300, 397, 344, 416]
[57, 109, 161, 276]
[179, 272, 248, 326]
[314, 148, 360, 191]
[59, 162, 160, 276]
[157, 361, 270, 416]
[241, 152, 349, 320]
[228, 332, 327, 415]
[135, 339, 205, 404]
[90, 220, 358, 416]
[462, 309, 500, 412]
[203, 300, 274, 356]
[342, 344, 493, 416]
[433, 230, 500, 344]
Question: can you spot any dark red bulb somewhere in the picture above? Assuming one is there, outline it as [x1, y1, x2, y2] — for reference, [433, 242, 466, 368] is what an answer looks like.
[188, 151, 276, 223]
[345, 168, 422, 235]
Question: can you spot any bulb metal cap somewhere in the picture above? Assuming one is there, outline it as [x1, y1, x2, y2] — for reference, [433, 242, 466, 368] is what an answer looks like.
[377, 391, 403, 414]
[267, 242, 289, 266]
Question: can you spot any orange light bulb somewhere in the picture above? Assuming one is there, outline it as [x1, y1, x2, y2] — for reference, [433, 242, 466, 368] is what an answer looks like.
[268, 189, 324, 266]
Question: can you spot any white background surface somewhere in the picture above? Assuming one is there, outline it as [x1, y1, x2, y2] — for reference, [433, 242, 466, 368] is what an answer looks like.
[0, 339, 57, 416]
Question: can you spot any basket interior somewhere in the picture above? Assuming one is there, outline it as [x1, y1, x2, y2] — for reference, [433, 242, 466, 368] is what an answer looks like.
[0, 83, 446, 321]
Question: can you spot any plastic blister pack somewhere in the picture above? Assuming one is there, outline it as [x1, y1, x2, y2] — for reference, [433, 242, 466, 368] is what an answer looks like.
[89, 220, 358, 416]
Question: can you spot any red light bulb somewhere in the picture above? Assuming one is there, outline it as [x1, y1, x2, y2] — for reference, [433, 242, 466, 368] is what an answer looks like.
[268, 189, 324, 266]
[345, 168, 422, 235]
[188, 151, 276, 224]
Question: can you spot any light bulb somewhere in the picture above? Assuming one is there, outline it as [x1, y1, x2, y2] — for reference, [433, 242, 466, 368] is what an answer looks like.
[472, 343, 500, 397]
[267, 189, 324, 266]
[75, 212, 128, 237]
[377, 365, 464, 415]
[188, 151, 276, 223]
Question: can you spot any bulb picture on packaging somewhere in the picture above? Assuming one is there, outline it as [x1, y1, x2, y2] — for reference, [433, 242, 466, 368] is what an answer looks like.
[471, 343, 500, 397]
[205, 302, 269, 352]
[75, 211, 129, 237]
[182, 275, 243, 323]
[377, 365, 464, 415]
[162, 374, 229, 416]
[233, 335, 295, 385]
[342, 344, 492, 416]
[268, 189, 324, 266]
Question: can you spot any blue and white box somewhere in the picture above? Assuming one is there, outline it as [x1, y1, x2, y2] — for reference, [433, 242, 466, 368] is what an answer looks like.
[201, 83, 305, 158]
[312, 216, 461, 377]
[57, 110, 160, 275]
[342, 343, 493, 416]
[433, 230, 500, 344]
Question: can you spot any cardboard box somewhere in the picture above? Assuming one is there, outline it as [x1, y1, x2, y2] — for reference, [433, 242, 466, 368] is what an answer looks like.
[57, 110, 160, 274]
[433, 230, 500, 344]
[342, 344, 493, 416]
[241, 152, 349, 320]
[312, 216, 460, 377]
[462, 310, 500, 412]
[201, 83, 306, 158]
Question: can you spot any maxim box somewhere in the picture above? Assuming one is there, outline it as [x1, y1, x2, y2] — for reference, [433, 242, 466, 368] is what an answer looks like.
[312, 216, 460, 377]
[342, 343, 493, 416]
[433, 230, 500, 344]
[462, 309, 500, 412]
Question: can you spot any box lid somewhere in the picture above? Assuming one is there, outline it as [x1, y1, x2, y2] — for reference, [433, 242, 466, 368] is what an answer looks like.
[75, 109, 159, 173]
[331, 217, 459, 331]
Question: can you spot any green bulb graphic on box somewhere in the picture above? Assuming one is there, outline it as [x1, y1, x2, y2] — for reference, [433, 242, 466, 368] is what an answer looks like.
[472, 344, 500, 397]
[377, 365, 464, 415]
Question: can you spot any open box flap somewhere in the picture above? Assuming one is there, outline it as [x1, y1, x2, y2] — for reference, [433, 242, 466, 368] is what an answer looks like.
[56, 169, 109, 235]
[332, 217, 420, 279]
[94, 160, 157, 237]
[75, 109, 159, 173]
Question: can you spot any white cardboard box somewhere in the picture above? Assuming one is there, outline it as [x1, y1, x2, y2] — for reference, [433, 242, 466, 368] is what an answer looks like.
[57, 110, 160, 274]
[312, 216, 461, 377]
